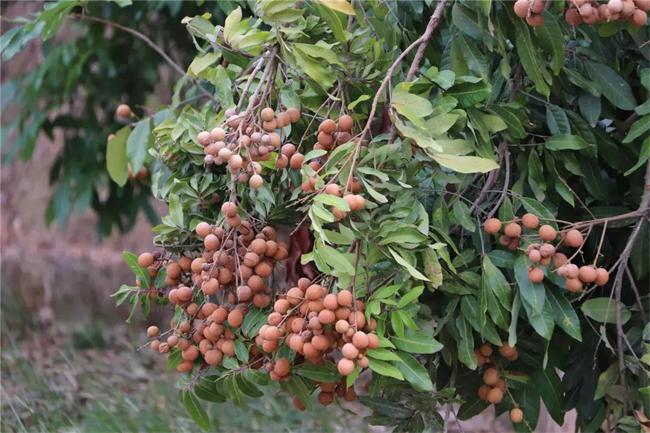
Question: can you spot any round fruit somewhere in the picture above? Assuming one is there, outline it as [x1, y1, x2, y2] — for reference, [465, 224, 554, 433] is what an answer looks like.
[338, 358, 355, 376]
[478, 384, 491, 401]
[138, 252, 154, 268]
[147, 326, 159, 337]
[505, 223, 522, 238]
[196, 222, 212, 238]
[352, 331, 369, 349]
[498, 342, 516, 358]
[275, 358, 291, 376]
[526, 13, 544, 26]
[564, 229, 583, 248]
[228, 309, 244, 327]
[529, 267, 544, 283]
[338, 115, 353, 132]
[483, 367, 500, 386]
[528, 249, 542, 263]
[510, 408, 524, 423]
[287, 108, 301, 123]
[487, 387, 504, 404]
[514, 0, 529, 17]
[337, 290, 353, 307]
[342, 343, 359, 359]
[290, 153, 304, 169]
[566, 278, 583, 292]
[116, 104, 132, 118]
[630, 8, 648, 25]
[539, 225, 557, 241]
[579, 266, 597, 283]
[554, 253, 568, 268]
[484, 218, 502, 235]
[636, 0, 650, 12]
[319, 119, 336, 134]
[539, 243, 555, 258]
[261, 108, 275, 122]
[521, 213, 539, 229]
[530, 0, 544, 13]
[595, 268, 609, 286]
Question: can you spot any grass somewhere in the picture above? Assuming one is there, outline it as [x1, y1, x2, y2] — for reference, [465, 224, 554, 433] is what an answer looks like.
[1, 288, 373, 432]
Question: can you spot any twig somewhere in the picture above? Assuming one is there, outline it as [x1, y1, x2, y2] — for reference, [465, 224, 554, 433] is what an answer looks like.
[486, 147, 510, 219]
[625, 266, 647, 323]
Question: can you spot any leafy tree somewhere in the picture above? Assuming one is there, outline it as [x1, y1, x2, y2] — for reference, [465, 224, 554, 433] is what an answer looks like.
[81, 0, 650, 430]
[1, 0, 247, 237]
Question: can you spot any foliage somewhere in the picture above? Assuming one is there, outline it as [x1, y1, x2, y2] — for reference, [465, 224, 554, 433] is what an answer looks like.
[103, 0, 648, 431]
[0, 0, 247, 237]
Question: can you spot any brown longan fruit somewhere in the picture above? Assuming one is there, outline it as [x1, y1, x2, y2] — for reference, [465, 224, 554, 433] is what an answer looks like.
[177, 361, 194, 373]
[250, 238, 267, 256]
[324, 184, 341, 197]
[147, 326, 159, 337]
[261, 107, 275, 122]
[539, 225, 557, 241]
[565, 263, 580, 279]
[265, 326, 282, 342]
[274, 358, 291, 376]
[621, 0, 636, 16]
[595, 268, 609, 286]
[322, 294, 338, 311]
[367, 333, 380, 349]
[521, 213, 539, 229]
[479, 343, 493, 357]
[274, 299, 290, 315]
[255, 262, 273, 278]
[565, 8, 584, 25]
[342, 343, 359, 359]
[177, 286, 193, 302]
[178, 256, 192, 272]
[352, 331, 369, 349]
[564, 229, 584, 248]
[337, 290, 353, 307]
[510, 408, 524, 423]
[487, 387, 504, 404]
[318, 309, 336, 325]
[287, 287, 304, 305]
[338, 115, 353, 132]
[526, 13, 544, 26]
[476, 351, 486, 367]
[636, 0, 650, 12]
[484, 218, 502, 235]
[344, 387, 356, 402]
[554, 253, 568, 268]
[182, 345, 199, 362]
[483, 367, 500, 386]
[284, 107, 299, 123]
[529, 249, 542, 263]
[228, 309, 244, 327]
[306, 285, 324, 300]
[498, 342, 516, 358]
[530, 0, 544, 13]
[116, 104, 132, 118]
[528, 267, 544, 283]
[504, 223, 522, 238]
[579, 266, 597, 283]
[203, 234, 219, 251]
[221, 202, 238, 218]
[204, 349, 223, 366]
[513, 0, 529, 17]
[138, 253, 154, 268]
[202, 278, 220, 296]
[249, 174, 263, 190]
[319, 119, 336, 134]
[337, 358, 355, 376]
[317, 131, 333, 147]
[478, 384, 491, 401]
[316, 391, 333, 406]
[629, 7, 648, 25]
[290, 153, 304, 169]
[312, 335, 330, 351]
[539, 243, 555, 258]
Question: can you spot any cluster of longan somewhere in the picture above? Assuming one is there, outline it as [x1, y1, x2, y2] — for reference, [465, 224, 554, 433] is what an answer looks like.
[565, 0, 649, 26]
[484, 213, 609, 291]
[196, 106, 301, 190]
[474, 343, 524, 424]
[293, 377, 357, 410]
[514, 0, 648, 27]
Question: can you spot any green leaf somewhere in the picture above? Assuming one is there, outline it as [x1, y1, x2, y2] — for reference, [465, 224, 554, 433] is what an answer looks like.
[456, 316, 477, 370]
[395, 120, 443, 153]
[224, 7, 242, 41]
[280, 86, 301, 110]
[456, 33, 488, 79]
[482, 255, 512, 310]
[512, 385, 541, 432]
[367, 348, 403, 362]
[394, 351, 434, 391]
[388, 248, 428, 281]
[295, 362, 342, 382]
[547, 286, 582, 341]
[188, 52, 220, 77]
[423, 249, 443, 289]
[283, 375, 314, 411]
[398, 285, 425, 307]
[368, 358, 404, 381]
[392, 329, 443, 354]
[514, 255, 545, 316]
[357, 396, 414, 419]
[594, 363, 619, 400]
[545, 134, 591, 151]
[315, 241, 355, 276]
[391, 311, 404, 338]
[195, 380, 226, 403]
[579, 93, 601, 127]
[535, 11, 564, 75]
[531, 364, 565, 425]
[623, 115, 650, 143]
[457, 397, 489, 420]
[214, 66, 234, 108]
[314, 193, 350, 211]
[319, 0, 355, 15]
[370, 284, 402, 300]
[489, 105, 527, 139]
[524, 298, 555, 341]
[546, 105, 571, 135]
[126, 119, 152, 173]
[430, 154, 499, 174]
[624, 137, 650, 176]
[312, 0, 349, 43]
[182, 390, 210, 431]
[294, 43, 343, 67]
[123, 251, 150, 287]
[586, 61, 637, 111]
[106, 126, 131, 187]
[167, 348, 183, 370]
[391, 91, 433, 123]
[445, 82, 492, 107]
[514, 20, 550, 97]
[581, 297, 631, 324]
[564, 68, 602, 97]
[169, 193, 184, 227]
[235, 374, 264, 398]
[452, 200, 476, 232]
[293, 49, 334, 90]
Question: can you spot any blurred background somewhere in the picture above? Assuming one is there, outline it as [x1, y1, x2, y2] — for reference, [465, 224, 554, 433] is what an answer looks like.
[0, 1, 562, 432]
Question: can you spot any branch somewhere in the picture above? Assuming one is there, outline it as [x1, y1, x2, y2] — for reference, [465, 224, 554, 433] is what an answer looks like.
[69, 13, 215, 101]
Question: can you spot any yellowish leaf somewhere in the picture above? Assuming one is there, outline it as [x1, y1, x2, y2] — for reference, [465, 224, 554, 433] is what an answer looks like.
[319, 0, 355, 15]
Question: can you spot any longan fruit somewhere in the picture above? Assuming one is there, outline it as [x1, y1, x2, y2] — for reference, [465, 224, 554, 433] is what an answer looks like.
[595, 268, 609, 286]
[487, 388, 504, 404]
[565, 263, 580, 279]
[222, 340, 236, 357]
[312, 335, 330, 351]
[636, 0, 650, 12]
[526, 13, 544, 26]
[147, 326, 159, 337]
[317, 131, 333, 147]
[478, 384, 491, 401]
[528, 267, 544, 283]
[513, 0, 529, 17]
[202, 278, 219, 296]
[565, 8, 584, 25]
[476, 351, 486, 367]
[564, 229, 583, 248]
[249, 174, 263, 189]
[505, 223, 522, 238]
[221, 202, 238, 218]
[319, 119, 336, 134]
[265, 326, 282, 342]
[521, 213, 539, 229]
[237, 285, 252, 302]
[621, 0, 636, 16]
[529, 249, 542, 263]
[337, 290, 353, 307]
[322, 294, 339, 311]
[138, 253, 154, 268]
[306, 285, 324, 301]
[116, 104, 132, 118]
[498, 342, 516, 358]
[352, 331, 369, 349]
[337, 358, 355, 376]
[510, 408, 524, 423]
[204, 349, 223, 366]
[483, 367, 500, 386]
[178, 256, 192, 272]
[261, 107, 275, 122]
[298, 278, 311, 290]
[530, 0, 544, 13]
[249, 238, 267, 256]
[578, 266, 597, 283]
[319, 309, 336, 325]
[349, 311, 366, 329]
[203, 234, 219, 251]
[335, 320, 350, 334]
[177, 285, 193, 302]
[342, 343, 359, 359]
[367, 333, 380, 349]
[554, 253, 568, 268]
[274, 358, 291, 376]
[177, 361, 193, 373]
[255, 262, 273, 278]
[287, 287, 304, 305]
[274, 299, 291, 314]
[357, 356, 369, 368]
[479, 343, 493, 357]
[630, 9, 648, 26]
[539, 225, 557, 241]
[344, 387, 356, 402]
[262, 120, 277, 132]
[286, 107, 301, 123]
[275, 154, 289, 169]
[228, 309, 244, 327]
[484, 218, 502, 235]
[338, 115, 353, 132]
[539, 244, 555, 258]
[182, 345, 199, 362]
[290, 153, 304, 169]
